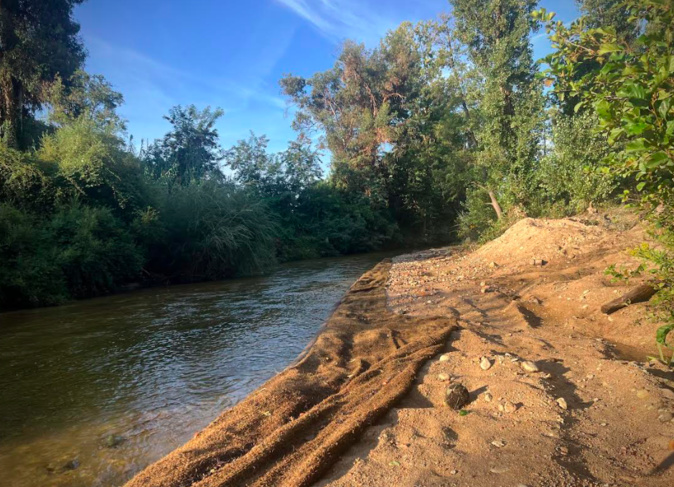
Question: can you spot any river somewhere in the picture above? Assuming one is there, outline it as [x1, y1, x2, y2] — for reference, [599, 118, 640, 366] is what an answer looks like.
[0, 253, 391, 487]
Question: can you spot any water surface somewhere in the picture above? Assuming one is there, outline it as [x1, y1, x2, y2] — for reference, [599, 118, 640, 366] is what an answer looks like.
[0, 253, 390, 487]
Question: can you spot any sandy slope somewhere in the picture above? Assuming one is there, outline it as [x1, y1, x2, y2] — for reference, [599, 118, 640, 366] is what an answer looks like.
[126, 214, 673, 487]
[317, 216, 674, 487]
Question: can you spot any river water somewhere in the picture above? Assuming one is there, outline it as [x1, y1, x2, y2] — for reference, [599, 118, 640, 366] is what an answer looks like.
[0, 253, 390, 487]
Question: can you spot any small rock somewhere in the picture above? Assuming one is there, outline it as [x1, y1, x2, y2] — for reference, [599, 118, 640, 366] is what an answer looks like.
[481, 286, 494, 293]
[499, 400, 517, 413]
[483, 392, 493, 402]
[489, 466, 510, 474]
[489, 261, 498, 268]
[521, 361, 539, 373]
[439, 353, 451, 362]
[62, 459, 80, 471]
[658, 412, 673, 423]
[531, 258, 547, 266]
[445, 383, 470, 410]
[491, 440, 506, 448]
[558, 446, 569, 456]
[636, 389, 649, 399]
[437, 373, 450, 382]
[556, 397, 568, 410]
[480, 356, 492, 370]
[105, 434, 126, 448]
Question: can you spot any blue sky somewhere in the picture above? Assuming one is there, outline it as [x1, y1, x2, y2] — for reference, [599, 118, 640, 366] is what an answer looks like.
[75, 0, 579, 153]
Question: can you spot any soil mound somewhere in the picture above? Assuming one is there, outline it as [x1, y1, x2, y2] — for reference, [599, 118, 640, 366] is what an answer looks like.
[124, 261, 457, 487]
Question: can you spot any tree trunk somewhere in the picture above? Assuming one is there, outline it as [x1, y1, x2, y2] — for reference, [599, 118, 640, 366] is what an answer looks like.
[488, 190, 503, 220]
[0, 75, 20, 148]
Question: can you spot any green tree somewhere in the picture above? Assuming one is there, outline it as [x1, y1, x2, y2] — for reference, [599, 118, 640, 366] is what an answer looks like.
[450, 0, 544, 222]
[0, 0, 86, 148]
[539, 0, 674, 363]
[142, 105, 224, 186]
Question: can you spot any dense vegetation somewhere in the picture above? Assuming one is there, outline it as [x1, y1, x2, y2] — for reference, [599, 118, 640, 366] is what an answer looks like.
[0, 0, 672, 336]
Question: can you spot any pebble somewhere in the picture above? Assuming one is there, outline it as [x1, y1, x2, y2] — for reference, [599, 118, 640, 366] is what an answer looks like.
[483, 392, 493, 402]
[556, 398, 568, 410]
[439, 354, 451, 362]
[480, 356, 492, 370]
[636, 389, 649, 399]
[491, 440, 506, 448]
[499, 401, 517, 413]
[437, 373, 450, 382]
[521, 361, 539, 373]
[445, 383, 470, 410]
[658, 412, 673, 423]
[490, 466, 510, 474]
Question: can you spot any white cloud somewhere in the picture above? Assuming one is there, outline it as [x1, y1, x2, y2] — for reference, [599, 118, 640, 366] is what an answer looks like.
[275, 0, 403, 45]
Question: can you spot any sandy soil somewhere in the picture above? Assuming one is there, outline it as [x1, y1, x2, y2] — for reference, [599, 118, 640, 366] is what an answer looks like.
[317, 215, 674, 487]
[126, 213, 674, 487]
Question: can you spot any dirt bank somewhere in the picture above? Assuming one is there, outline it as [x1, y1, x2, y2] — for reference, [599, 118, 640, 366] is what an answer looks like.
[124, 261, 456, 487]
[126, 215, 674, 487]
[318, 216, 674, 487]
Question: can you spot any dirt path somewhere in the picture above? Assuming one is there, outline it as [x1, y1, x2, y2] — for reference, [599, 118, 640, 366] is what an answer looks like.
[317, 217, 674, 487]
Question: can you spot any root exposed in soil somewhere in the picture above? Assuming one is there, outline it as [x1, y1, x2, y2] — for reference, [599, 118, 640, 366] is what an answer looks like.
[124, 261, 457, 487]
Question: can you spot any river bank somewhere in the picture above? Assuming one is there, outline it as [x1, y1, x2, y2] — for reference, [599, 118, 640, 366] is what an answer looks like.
[0, 253, 392, 487]
[126, 213, 674, 487]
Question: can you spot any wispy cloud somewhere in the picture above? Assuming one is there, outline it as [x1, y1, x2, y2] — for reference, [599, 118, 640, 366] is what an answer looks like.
[274, 0, 406, 45]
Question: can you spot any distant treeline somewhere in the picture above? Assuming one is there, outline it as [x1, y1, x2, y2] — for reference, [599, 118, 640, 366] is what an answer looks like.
[0, 0, 672, 326]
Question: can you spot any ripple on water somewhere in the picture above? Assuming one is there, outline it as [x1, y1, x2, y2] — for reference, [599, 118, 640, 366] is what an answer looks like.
[0, 252, 392, 487]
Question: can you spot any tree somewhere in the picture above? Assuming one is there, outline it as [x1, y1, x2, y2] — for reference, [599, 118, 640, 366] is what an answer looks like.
[450, 0, 544, 220]
[0, 0, 86, 148]
[46, 70, 125, 131]
[576, 0, 643, 45]
[142, 105, 224, 186]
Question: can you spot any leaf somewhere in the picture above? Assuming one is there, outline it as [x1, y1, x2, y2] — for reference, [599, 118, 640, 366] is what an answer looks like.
[389, 461, 401, 467]
[598, 43, 622, 55]
[625, 122, 648, 135]
[636, 182, 646, 191]
[458, 409, 470, 416]
[626, 83, 647, 99]
[646, 152, 669, 168]
[573, 101, 584, 113]
[625, 139, 646, 152]
[656, 323, 674, 347]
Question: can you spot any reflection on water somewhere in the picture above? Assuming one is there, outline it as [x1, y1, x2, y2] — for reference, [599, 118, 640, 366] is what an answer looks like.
[0, 253, 390, 487]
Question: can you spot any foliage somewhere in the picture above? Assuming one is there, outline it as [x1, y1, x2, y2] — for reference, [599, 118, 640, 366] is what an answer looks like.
[38, 117, 147, 213]
[534, 112, 618, 214]
[149, 180, 278, 280]
[539, 0, 674, 363]
[0, 0, 86, 148]
[142, 105, 224, 187]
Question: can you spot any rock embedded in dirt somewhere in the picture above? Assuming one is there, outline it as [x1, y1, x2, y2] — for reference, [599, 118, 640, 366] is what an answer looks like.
[439, 353, 451, 362]
[483, 392, 493, 402]
[658, 411, 673, 423]
[520, 360, 539, 373]
[491, 440, 506, 448]
[479, 356, 492, 370]
[556, 398, 568, 410]
[437, 373, 450, 382]
[445, 383, 470, 410]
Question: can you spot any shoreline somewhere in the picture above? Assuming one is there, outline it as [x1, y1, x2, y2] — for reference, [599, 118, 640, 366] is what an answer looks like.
[126, 216, 674, 487]
[124, 260, 458, 487]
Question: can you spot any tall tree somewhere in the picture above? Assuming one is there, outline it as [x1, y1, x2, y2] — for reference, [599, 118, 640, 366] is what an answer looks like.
[450, 0, 544, 217]
[142, 105, 224, 187]
[0, 0, 86, 148]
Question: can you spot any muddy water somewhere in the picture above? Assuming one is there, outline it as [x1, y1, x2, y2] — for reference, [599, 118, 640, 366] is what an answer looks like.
[0, 253, 391, 487]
